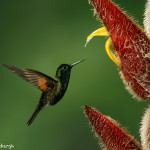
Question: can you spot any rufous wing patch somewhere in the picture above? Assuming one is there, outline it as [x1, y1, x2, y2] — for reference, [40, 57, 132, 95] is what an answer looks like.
[38, 77, 49, 91]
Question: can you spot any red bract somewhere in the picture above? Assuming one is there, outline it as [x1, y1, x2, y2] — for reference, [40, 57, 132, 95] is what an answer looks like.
[84, 106, 142, 150]
[89, 0, 150, 100]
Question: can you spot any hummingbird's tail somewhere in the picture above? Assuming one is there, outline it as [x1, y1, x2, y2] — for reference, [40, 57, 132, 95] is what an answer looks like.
[27, 92, 48, 126]
[27, 106, 41, 126]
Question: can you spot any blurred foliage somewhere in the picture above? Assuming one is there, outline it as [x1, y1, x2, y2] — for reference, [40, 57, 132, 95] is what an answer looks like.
[0, 0, 148, 149]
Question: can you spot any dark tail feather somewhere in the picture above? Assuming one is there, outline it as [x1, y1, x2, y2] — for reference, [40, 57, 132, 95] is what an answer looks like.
[27, 107, 41, 126]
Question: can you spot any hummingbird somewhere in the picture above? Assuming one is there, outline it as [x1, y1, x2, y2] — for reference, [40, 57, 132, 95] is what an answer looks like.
[2, 59, 85, 126]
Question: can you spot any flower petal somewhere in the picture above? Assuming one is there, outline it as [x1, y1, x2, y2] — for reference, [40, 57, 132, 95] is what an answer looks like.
[84, 106, 142, 150]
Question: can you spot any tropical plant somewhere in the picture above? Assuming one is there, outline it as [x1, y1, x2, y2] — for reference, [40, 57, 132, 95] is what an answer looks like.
[84, 0, 150, 149]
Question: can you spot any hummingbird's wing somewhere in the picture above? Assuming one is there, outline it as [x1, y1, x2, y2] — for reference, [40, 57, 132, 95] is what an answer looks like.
[3, 64, 57, 92]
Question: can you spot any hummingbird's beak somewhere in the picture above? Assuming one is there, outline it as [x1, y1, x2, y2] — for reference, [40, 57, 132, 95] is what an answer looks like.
[70, 59, 85, 67]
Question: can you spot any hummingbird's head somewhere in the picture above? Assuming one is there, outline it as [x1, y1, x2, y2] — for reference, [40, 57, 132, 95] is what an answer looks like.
[56, 59, 85, 80]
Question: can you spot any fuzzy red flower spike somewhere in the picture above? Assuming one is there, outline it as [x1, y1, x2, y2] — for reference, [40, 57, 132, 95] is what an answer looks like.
[84, 106, 142, 150]
[86, 0, 150, 100]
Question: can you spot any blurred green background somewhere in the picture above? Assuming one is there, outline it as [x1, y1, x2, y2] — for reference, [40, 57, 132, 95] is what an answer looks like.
[0, 0, 148, 149]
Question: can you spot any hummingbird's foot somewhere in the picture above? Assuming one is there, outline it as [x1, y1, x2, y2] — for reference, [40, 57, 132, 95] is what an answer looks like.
[85, 27, 121, 67]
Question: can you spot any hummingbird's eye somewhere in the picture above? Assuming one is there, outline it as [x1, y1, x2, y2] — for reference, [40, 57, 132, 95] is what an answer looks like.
[63, 66, 68, 70]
